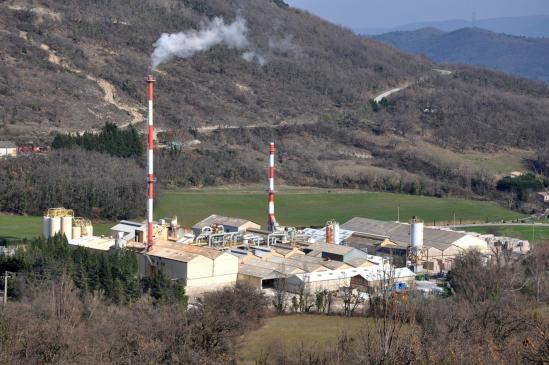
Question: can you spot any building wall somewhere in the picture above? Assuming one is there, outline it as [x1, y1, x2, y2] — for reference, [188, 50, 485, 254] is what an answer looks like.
[0, 147, 17, 157]
[237, 274, 263, 289]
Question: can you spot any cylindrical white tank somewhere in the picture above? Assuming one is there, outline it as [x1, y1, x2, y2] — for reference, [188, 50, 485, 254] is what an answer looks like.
[42, 216, 51, 238]
[50, 217, 61, 237]
[171, 216, 178, 228]
[61, 216, 73, 240]
[333, 222, 341, 245]
[72, 226, 81, 240]
[83, 224, 93, 237]
[410, 217, 424, 249]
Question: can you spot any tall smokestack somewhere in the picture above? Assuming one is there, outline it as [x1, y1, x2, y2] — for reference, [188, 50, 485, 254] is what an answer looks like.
[147, 75, 156, 251]
[267, 142, 277, 232]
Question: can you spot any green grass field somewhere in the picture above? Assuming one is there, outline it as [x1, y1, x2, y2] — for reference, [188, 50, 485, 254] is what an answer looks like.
[238, 314, 372, 365]
[1, 189, 525, 240]
[156, 189, 524, 228]
[0, 214, 112, 242]
[461, 225, 549, 244]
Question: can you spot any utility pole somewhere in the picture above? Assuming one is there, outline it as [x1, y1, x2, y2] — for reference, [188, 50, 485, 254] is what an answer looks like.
[397, 206, 400, 222]
[453, 212, 456, 227]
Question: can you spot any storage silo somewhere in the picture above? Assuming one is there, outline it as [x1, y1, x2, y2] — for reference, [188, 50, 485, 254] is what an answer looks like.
[333, 222, 341, 245]
[410, 216, 424, 249]
[50, 217, 61, 236]
[72, 226, 81, 240]
[61, 216, 73, 240]
[42, 216, 51, 238]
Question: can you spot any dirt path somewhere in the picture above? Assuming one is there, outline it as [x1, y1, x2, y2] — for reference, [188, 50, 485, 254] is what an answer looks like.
[20, 32, 144, 133]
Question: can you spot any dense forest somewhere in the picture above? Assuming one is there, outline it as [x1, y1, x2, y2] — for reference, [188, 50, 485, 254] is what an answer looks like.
[0, 237, 547, 364]
[52, 123, 143, 158]
[0, 149, 145, 219]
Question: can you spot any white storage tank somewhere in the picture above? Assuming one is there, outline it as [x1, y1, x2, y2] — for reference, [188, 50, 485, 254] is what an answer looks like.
[61, 216, 73, 240]
[410, 216, 424, 249]
[72, 226, 81, 240]
[42, 216, 51, 238]
[333, 222, 341, 245]
[83, 223, 93, 237]
[50, 217, 61, 237]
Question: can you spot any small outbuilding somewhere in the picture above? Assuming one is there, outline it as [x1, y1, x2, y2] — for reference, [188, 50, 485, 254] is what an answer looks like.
[0, 141, 17, 157]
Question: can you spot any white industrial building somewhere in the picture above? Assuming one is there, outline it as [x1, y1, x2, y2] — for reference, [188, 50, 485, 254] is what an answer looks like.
[138, 240, 239, 296]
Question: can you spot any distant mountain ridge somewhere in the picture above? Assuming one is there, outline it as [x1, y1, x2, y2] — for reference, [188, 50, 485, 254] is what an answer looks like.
[374, 27, 549, 83]
[357, 14, 549, 37]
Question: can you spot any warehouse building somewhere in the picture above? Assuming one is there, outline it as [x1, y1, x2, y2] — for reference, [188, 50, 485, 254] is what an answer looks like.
[192, 214, 260, 236]
[341, 217, 489, 272]
[137, 240, 239, 296]
[350, 267, 416, 294]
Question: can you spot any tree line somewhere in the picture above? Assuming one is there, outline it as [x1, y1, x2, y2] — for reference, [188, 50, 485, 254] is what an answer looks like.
[52, 123, 143, 158]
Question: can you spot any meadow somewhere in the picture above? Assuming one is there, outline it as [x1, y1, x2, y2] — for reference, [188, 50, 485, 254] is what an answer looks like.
[1, 188, 525, 240]
[238, 314, 372, 365]
[156, 188, 524, 228]
[461, 225, 549, 244]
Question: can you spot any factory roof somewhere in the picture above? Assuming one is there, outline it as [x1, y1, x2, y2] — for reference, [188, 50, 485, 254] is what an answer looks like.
[301, 227, 355, 243]
[0, 141, 17, 148]
[111, 220, 144, 233]
[264, 256, 328, 273]
[68, 236, 115, 251]
[306, 243, 356, 256]
[342, 217, 470, 252]
[321, 260, 352, 270]
[244, 259, 305, 276]
[193, 214, 259, 229]
[346, 256, 384, 268]
[238, 264, 283, 280]
[147, 247, 201, 263]
[274, 247, 305, 258]
[353, 267, 416, 282]
[179, 244, 226, 260]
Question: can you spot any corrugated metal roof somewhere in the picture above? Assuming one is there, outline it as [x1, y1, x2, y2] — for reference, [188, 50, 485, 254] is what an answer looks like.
[68, 236, 115, 251]
[238, 264, 282, 280]
[111, 221, 144, 233]
[192, 214, 259, 229]
[264, 256, 327, 272]
[0, 141, 16, 148]
[342, 217, 469, 251]
[179, 244, 225, 260]
[244, 259, 305, 275]
[306, 243, 355, 256]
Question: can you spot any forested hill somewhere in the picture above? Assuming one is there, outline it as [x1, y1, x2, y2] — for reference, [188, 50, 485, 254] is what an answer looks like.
[3, 0, 549, 206]
[0, 0, 427, 137]
[374, 27, 549, 83]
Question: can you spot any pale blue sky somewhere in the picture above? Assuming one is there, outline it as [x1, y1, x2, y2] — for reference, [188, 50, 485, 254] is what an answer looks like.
[287, 0, 549, 29]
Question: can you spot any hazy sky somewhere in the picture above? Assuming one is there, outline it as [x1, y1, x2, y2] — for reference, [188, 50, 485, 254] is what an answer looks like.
[286, 0, 549, 29]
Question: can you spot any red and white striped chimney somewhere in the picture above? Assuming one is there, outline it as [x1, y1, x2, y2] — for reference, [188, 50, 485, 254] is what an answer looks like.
[147, 75, 156, 251]
[267, 142, 277, 231]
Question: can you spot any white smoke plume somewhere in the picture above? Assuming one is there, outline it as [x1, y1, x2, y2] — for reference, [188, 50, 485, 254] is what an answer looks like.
[242, 51, 267, 66]
[151, 17, 266, 69]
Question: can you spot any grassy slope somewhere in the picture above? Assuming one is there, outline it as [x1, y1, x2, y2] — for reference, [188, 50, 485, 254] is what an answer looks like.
[461, 225, 549, 244]
[238, 314, 372, 365]
[156, 189, 524, 228]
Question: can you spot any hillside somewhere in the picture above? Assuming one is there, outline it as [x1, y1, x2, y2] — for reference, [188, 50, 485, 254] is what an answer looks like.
[2, 0, 549, 208]
[357, 14, 549, 37]
[374, 27, 549, 83]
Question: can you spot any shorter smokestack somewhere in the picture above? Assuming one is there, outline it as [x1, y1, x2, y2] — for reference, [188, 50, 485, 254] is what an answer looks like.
[267, 142, 278, 231]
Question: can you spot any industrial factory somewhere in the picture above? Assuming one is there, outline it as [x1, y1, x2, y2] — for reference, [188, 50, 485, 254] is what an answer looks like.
[39, 75, 530, 299]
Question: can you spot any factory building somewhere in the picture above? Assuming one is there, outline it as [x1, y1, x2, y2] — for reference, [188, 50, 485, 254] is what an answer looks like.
[349, 267, 416, 294]
[341, 217, 489, 273]
[192, 214, 260, 236]
[138, 240, 239, 296]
